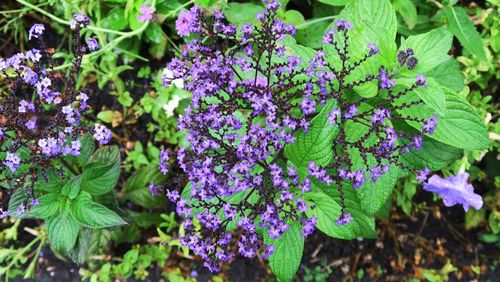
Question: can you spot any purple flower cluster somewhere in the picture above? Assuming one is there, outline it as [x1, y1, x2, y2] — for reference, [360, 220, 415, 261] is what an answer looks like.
[0, 15, 111, 217]
[159, 0, 440, 272]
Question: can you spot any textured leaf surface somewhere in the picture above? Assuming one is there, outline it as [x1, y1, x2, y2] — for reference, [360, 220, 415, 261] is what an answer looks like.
[71, 191, 126, 228]
[285, 99, 339, 168]
[81, 146, 121, 195]
[46, 203, 80, 254]
[265, 221, 304, 282]
[445, 6, 487, 61]
[304, 181, 376, 239]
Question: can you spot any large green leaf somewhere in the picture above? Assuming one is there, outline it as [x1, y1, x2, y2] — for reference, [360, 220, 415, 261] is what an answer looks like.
[425, 58, 464, 93]
[401, 137, 463, 171]
[265, 221, 304, 282]
[29, 193, 61, 219]
[399, 28, 453, 74]
[397, 77, 446, 117]
[397, 89, 490, 150]
[445, 6, 487, 61]
[304, 181, 376, 239]
[71, 191, 126, 228]
[285, 99, 339, 168]
[335, 0, 398, 97]
[394, 0, 417, 29]
[81, 146, 121, 195]
[356, 165, 399, 215]
[61, 176, 81, 200]
[223, 3, 264, 24]
[46, 202, 80, 254]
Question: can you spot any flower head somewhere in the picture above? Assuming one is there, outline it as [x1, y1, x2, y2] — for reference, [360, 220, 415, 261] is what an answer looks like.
[138, 4, 156, 22]
[423, 173, 483, 212]
[28, 24, 45, 40]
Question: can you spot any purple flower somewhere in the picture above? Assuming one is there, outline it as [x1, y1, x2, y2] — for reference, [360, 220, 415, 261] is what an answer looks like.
[368, 43, 379, 56]
[93, 124, 112, 144]
[28, 24, 45, 40]
[322, 29, 335, 44]
[138, 4, 156, 22]
[378, 68, 395, 89]
[301, 97, 316, 115]
[87, 38, 99, 51]
[343, 104, 358, 119]
[302, 217, 317, 237]
[416, 167, 430, 183]
[370, 108, 390, 125]
[25, 117, 37, 130]
[159, 147, 170, 175]
[335, 212, 352, 225]
[335, 20, 353, 31]
[422, 115, 437, 134]
[31, 198, 40, 206]
[70, 13, 91, 30]
[262, 244, 275, 259]
[0, 128, 3, 141]
[4, 152, 21, 172]
[415, 74, 427, 87]
[175, 7, 199, 37]
[423, 173, 483, 212]
[327, 109, 341, 125]
[149, 182, 158, 197]
[0, 210, 9, 219]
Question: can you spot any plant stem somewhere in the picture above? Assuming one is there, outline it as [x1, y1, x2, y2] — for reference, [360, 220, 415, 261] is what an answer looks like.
[295, 15, 337, 29]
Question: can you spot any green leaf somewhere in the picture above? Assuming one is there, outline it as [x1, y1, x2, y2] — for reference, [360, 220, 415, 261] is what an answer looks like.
[285, 99, 339, 168]
[71, 191, 126, 228]
[400, 29, 453, 73]
[334, 0, 397, 97]
[400, 137, 463, 171]
[97, 110, 114, 123]
[398, 77, 446, 117]
[304, 181, 376, 239]
[296, 21, 330, 49]
[124, 165, 168, 208]
[425, 58, 464, 93]
[145, 23, 165, 44]
[101, 8, 128, 31]
[81, 146, 121, 195]
[319, 0, 352, 5]
[393, 0, 417, 29]
[397, 89, 490, 150]
[445, 6, 487, 61]
[356, 164, 399, 215]
[29, 193, 60, 219]
[283, 10, 305, 26]
[223, 3, 264, 25]
[61, 176, 81, 200]
[265, 221, 304, 282]
[76, 134, 95, 167]
[46, 202, 80, 254]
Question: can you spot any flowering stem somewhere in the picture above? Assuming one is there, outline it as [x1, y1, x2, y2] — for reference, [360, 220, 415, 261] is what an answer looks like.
[16, 0, 127, 36]
[295, 15, 337, 29]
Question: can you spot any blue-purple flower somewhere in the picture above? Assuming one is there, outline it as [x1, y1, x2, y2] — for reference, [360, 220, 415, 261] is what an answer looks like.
[423, 173, 483, 212]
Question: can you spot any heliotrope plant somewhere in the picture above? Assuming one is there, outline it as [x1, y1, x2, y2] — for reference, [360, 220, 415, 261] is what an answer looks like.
[1, 14, 124, 257]
[154, 0, 490, 278]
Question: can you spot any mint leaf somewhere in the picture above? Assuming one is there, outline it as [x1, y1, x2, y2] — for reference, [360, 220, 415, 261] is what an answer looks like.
[71, 191, 126, 228]
[81, 146, 121, 195]
[304, 180, 376, 239]
[445, 6, 487, 61]
[29, 193, 61, 219]
[46, 202, 80, 254]
[265, 221, 304, 282]
[76, 134, 95, 167]
[61, 176, 81, 200]
[285, 99, 339, 168]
